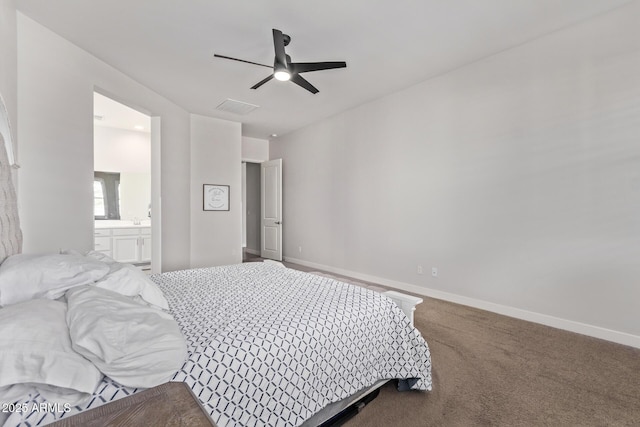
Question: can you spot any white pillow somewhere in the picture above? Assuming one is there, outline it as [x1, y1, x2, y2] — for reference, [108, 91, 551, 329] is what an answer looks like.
[0, 254, 110, 306]
[66, 286, 187, 389]
[93, 261, 169, 310]
[0, 299, 103, 405]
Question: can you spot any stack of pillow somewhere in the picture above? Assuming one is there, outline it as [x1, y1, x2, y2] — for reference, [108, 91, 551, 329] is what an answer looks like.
[0, 252, 187, 408]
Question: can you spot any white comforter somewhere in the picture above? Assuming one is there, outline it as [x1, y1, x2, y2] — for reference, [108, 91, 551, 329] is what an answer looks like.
[5, 263, 431, 427]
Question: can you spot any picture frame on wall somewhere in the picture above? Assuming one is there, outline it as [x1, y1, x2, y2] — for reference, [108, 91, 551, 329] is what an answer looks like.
[203, 184, 229, 211]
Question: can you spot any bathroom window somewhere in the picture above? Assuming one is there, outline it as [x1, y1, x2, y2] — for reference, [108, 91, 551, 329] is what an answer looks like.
[94, 171, 121, 220]
[94, 179, 107, 218]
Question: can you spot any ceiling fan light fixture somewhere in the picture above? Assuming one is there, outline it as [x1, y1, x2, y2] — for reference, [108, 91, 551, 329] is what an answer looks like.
[214, 28, 346, 93]
[274, 70, 291, 81]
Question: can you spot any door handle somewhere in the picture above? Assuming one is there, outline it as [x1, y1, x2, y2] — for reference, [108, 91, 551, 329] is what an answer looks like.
[275, 221, 282, 225]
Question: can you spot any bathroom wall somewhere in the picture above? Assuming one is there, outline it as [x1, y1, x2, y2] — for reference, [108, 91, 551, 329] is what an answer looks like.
[94, 125, 151, 220]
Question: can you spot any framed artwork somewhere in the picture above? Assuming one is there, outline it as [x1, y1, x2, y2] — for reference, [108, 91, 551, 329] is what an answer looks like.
[203, 184, 229, 211]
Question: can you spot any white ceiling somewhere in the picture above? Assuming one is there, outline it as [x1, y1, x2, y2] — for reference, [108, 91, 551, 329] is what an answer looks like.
[17, 0, 632, 140]
[94, 92, 151, 133]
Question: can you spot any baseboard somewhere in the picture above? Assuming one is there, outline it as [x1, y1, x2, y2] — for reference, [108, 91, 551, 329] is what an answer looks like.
[244, 248, 260, 256]
[284, 256, 640, 349]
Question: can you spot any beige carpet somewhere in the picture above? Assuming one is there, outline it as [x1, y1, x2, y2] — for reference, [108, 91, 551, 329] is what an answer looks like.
[341, 295, 640, 427]
[269, 265, 640, 425]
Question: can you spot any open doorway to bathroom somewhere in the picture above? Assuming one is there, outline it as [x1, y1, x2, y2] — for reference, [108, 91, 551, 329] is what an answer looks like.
[93, 92, 153, 272]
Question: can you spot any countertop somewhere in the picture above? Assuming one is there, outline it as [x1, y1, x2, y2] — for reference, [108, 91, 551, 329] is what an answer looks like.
[95, 220, 151, 229]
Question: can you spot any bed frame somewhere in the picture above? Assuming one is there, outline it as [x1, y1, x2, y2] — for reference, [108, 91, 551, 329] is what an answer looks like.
[302, 379, 386, 426]
[301, 273, 424, 425]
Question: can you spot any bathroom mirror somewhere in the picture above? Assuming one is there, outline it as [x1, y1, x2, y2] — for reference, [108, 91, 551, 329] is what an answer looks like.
[94, 170, 150, 221]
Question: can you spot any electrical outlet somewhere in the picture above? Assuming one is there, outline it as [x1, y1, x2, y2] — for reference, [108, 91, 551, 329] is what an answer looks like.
[432, 267, 438, 277]
[298, 246, 302, 253]
[417, 265, 423, 275]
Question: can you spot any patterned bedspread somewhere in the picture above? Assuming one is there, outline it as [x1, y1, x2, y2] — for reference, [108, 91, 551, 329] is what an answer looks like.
[5, 263, 431, 427]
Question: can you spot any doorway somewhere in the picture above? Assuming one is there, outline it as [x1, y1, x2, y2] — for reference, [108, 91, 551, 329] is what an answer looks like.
[93, 92, 156, 271]
[242, 162, 262, 261]
[242, 159, 283, 262]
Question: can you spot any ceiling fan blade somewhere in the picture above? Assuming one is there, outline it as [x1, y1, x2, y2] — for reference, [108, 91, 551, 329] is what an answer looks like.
[290, 61, 347, 73]
[291, 74, 319, 94]
[251, 74, 275, 90]
[272, 29, 288, 66]
[214, 54, 272, 69]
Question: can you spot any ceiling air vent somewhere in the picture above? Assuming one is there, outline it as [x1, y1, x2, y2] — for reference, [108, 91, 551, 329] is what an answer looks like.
[215, 99, 259, 115]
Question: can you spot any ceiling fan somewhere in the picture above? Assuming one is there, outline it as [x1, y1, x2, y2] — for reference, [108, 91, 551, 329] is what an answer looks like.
[214, 29, 347, 94]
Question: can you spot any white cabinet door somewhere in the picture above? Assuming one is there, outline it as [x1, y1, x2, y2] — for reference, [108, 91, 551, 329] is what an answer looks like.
[112, 236, 139, 263]
[95, 227, 151, 264]
[140, 235, 152, 262]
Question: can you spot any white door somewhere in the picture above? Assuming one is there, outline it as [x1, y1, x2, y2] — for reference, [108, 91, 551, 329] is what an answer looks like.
[261, 159, 282, 261]
[140, 235, 152, 262]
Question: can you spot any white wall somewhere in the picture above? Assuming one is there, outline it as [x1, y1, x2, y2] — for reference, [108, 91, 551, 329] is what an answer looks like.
[0, 0, 17, 158]
[271, 3, 640, 347]
[242, 136, 269, 162]
[190, 114, 242, 267]
[94, 126, 151, 173]
[119, 173, 151, 221]
[94, 126, 151, 220]
[18, 15, 243, 271]
[17, 14, 191, 271]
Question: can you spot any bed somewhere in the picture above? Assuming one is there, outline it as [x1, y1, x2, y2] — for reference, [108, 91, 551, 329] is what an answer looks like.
[0, 95, 431, 427]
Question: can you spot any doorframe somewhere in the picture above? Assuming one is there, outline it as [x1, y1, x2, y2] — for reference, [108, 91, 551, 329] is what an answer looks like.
[93, 89, 161, 273]
[150, 116, 161, 273]
[241, 160, 264, 259]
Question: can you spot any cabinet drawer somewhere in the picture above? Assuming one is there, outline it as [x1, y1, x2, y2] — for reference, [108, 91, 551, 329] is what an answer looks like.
[112, 228, 140, 236]
[94, 228, 111, 237]
[140, 227, 151, 236]
[94, 236, 111, 250]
